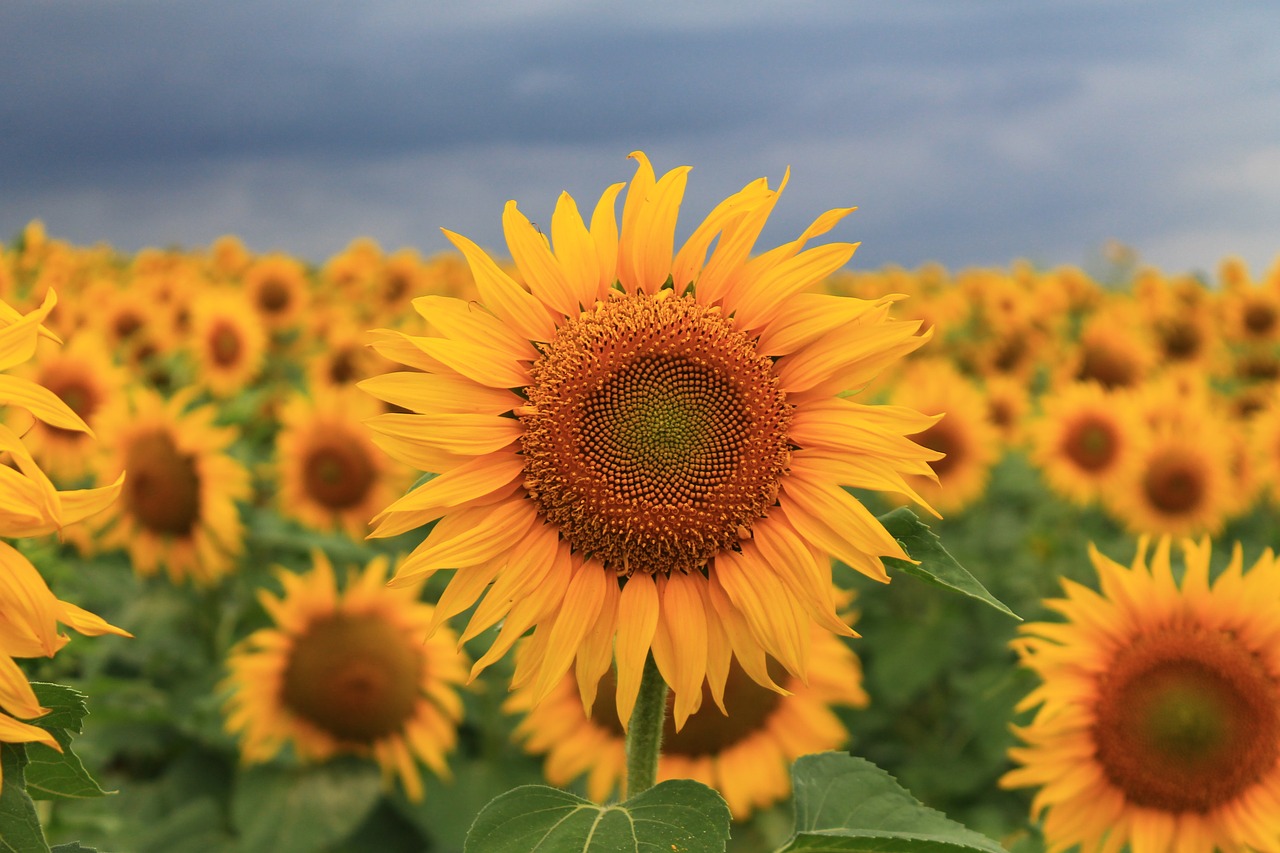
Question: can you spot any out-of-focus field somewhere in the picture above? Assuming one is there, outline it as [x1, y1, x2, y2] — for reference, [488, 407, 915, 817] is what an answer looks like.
[4, 221, 1277, 852]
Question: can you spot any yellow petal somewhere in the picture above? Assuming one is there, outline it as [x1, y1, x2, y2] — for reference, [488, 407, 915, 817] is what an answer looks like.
[413, 336, 529, 390]
[390, 499, 538, 586]
[532, 560, 608, 703]
[358, 371, 520, 416]
[614, 571, 660, 729]
[550, 191, 601, 311]
[662, 571, 708, 731]
[505, 201, 578, 319]
[731, 241, 859, 334]
[443, 228, 557, 343]
[411, 294, 537, 361]
[365, 412, 521, 457]
[575, 571, 621, 716]
[590, 182, 625, 294]
[0, 375, 91, 433]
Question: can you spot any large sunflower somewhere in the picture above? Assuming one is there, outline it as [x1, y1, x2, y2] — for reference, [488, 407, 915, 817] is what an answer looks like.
[506, 627, 867, 818]
[1002, 537, 1280, 853]
[92, 387, 251, 585]
[363, 152, 935, 728]
[221, 552, 468, 802]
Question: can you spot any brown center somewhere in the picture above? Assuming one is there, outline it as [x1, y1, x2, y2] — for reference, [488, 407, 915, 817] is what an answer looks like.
[915, 418, 961, 479]
[1243, 301, 1278, 337]
[1157, 319, 1201, 360]
[303, 437, 377, 510]
[521, 294, 791, 576]
[1063, 416, 1117, 472]
[1076, 343, 1139, 389]
[281, 612, 423, 743]
[209, 321, 243, 367]
[41, 367, 100, 440]
[257, 278, 291, 314]
[1094, 625, 1280, 812]
[1141, 450, 1205, 516]
[123, 429, 201, 536]
[590, 657, 787, 756]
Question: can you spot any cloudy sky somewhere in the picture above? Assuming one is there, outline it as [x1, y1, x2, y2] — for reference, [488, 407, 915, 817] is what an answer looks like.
[3, 1, 1278, 279]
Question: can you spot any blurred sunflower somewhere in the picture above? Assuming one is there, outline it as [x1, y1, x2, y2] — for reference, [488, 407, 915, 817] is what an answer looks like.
[1220, 283, 1280, 346]
[1103, 416, 1232, 538]
[276, 386, 408, 539]
[981, 375, 1032, 450]
[93, 388, 250, 585]
[1062, 306, 1157, 390]
[889, 359, 998, 515]
[188, 289, 268, 398]
[1029, 382, 1138, 506]
[244, 254, 311, 333]
[13, 332, 126, 483]
[221, 552, 467, 802]
[1250, 402, 1280, 508]
[507, 627, 866, 817]
[1003, 537, 1280, 853]
[363, 152, 935, 729]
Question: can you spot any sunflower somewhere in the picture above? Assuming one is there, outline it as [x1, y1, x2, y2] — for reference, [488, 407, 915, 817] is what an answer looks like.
[11, 331, 127, 483]
[1029, 382, 1139, 506]
[507, 626, 866, 818]
[363, 152, 935, 729]
[1003, 537, 1280, 853]
[221, 552, 467, 802]
[1062, 305, 1157, 391]
[1102, 414, 1233, 538]
[92, 387, 250, 585]
[1250, 402, 1280, 509]
[188, 289, 268, 398]
[275, 386, 409, 539]
[888, 358, 998, 515]
[1220, 283, 1280, 346]
[981, 374, 1032, 450]
[244, 254, 311, 333]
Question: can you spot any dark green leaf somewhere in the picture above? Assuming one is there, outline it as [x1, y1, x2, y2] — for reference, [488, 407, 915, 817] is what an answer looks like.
[0, 743, 50, 853]
[50, 844, 98, 853]
[465, 780, 731, 853]
[877, 507, 1018, 619]
[778, 752, 1007, 853]
[230, 759, 383, 853]
[28, 684, 89, 733]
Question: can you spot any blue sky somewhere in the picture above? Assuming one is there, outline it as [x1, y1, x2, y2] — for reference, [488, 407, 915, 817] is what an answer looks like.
[3, 1, 1278, 279]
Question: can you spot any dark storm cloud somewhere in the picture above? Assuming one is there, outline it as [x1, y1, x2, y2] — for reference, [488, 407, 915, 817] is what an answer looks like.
[2, 1, 1277, 274]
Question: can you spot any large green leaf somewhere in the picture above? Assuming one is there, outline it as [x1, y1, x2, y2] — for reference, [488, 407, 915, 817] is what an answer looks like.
[230, 758, 383, 853]
[465, 780, 731, 853]
[777, 752, 1007, 853]
[23, 683, 110, 801]
[877, 507, 1018, 619]
[0, 743, 49, 853]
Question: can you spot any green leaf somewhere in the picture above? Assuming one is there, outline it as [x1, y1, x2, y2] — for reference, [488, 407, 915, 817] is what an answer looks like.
[230, 758, 384, 853]
[465, 780, 731, 853]
[0, 743, 50, 853]
[50, 844, 98, 853]
[877, 507, 1019, 619]
[28, 684, 89, 733]
[23, 684, 110, 801]
[777, 752, 1007, 853]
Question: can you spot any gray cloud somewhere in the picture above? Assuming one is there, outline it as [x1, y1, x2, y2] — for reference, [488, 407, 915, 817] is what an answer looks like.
[2, 1, 1277, 277]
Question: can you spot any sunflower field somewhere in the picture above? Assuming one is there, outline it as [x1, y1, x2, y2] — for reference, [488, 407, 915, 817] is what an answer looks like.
[2, 155, 1279, 853]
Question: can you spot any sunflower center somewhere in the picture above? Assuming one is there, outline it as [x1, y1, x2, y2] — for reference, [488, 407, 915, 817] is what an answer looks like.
[123, 429, 201, 536]
[590, 658, 787, 755]
[304, 439, 376, 510]
[1244, 301, 1277, 336]
[281, 612, 422, 743]
[1063, 417, 1117, 472]
[521, 294, 791, 576]
[1077, 343, 1138, 389]
[1094, 625, 1280, 813]
[1158, 319, 1201, 360]
[915, 418, 961, 479]
[209, 321, 243, 367]
[42, 370, 100, 439]
[1142, 452, 1204, 515]
[258, 278, 291, 313]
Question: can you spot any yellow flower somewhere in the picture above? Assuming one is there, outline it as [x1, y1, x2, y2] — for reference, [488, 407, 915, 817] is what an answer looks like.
[275, 385, 410, 539]
[188, 288, 268, 398]
[92, 387, 251, 585]
[363, 152, 935, 729]
[1029, 382, 1139, 506]
[221, 552, 468, 802]
[244, 254, 311, 333]
[1003, 537, 1280, 853]
[889, 358, 999, 515]
[507, 627, 867, 819]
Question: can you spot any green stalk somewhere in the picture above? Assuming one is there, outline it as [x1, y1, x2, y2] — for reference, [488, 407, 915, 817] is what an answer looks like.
[623, 654, 668, 798]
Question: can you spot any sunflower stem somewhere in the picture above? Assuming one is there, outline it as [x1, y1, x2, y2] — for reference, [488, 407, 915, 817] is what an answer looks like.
[624, 653, 668, 798]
